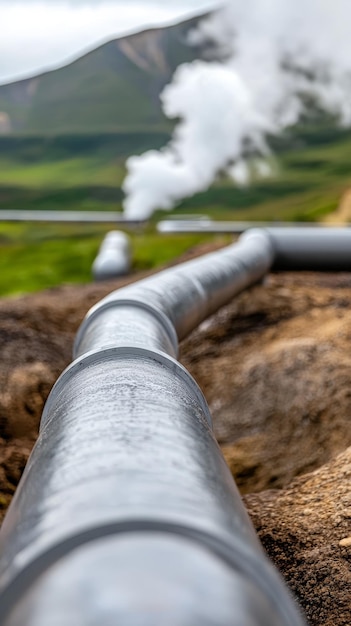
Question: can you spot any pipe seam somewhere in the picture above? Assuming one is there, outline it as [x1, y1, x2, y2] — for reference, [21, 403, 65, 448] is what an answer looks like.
[0, 521, 302, 626]
[40, 346, 212, 431]
[0, 230, 310, 626]
[74, 298, 179, 359]
[84, 231, 275, 343]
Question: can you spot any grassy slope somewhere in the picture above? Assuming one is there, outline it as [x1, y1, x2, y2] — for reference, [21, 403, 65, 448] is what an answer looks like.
[0, 121, 351, 296]
[1, 122, 351, 217]
[0, 18, 349, 296]
[0, 132, 170, 212]
[0, 222, 228, 296]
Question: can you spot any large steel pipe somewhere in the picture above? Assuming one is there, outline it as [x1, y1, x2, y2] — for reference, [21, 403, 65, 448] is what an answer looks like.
[92, 230, 131, 281]
[4, 227, 346, 625]
[264, 227, 351, 270]
[0, 348, 303, 625]
[75, 228, 274, 353]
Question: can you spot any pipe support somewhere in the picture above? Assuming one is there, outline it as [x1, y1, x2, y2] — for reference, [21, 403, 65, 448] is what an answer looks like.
[79, 229, 274, 348]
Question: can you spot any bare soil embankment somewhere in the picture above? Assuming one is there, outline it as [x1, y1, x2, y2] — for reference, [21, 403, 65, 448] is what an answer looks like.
[1, 246, 351, 625]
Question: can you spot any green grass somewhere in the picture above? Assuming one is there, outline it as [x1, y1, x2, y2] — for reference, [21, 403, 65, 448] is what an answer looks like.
[0, 120, 351, 296]
[0, 133, 169, 212]
[0, 221, 228, 296]
[0, 156, 124, 188]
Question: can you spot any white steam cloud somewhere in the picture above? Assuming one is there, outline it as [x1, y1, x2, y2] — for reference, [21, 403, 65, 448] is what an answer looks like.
[123, 0, 351, 219]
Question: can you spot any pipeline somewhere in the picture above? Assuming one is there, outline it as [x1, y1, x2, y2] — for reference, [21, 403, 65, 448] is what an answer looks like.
[92, 230, 131, 281]
[1, 227, 349, 625]
[157, 218, 351, 235]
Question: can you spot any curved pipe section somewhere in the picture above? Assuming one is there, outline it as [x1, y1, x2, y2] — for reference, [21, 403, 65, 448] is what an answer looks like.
[157, 218, 335, 234]
[3, 227, 342, 625]
[0, 347, 303, 626]
[76, 228, 274, 354]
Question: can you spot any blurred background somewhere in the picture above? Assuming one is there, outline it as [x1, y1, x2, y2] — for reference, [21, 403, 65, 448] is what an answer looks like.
[1, 0, 351, 296]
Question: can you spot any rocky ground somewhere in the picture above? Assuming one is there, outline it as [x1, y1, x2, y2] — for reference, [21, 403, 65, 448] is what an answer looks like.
[0, 243, 351, 624]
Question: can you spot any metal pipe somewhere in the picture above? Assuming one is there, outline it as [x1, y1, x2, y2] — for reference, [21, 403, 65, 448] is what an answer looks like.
[157, 218, 351, 234]
[1, 227, 333, 625]
[92, 230, 132, 281]
[0, 209, 145, 224]
[76, 228, 274, 351]
[264, 227, 351, 270]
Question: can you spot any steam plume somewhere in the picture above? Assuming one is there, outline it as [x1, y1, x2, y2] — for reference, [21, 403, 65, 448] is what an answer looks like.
[123, 0, 351, 219]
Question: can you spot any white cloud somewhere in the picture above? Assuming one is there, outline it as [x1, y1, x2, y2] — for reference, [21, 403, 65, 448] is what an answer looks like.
[0, 0, 219, 84]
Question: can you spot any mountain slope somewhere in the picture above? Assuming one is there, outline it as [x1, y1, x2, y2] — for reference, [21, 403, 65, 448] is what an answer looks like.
[0, 15, 205, 134]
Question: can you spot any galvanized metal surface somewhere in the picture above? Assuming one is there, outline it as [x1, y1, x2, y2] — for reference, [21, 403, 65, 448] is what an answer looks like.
[0, 349, 303, 625]
[0, 229, 310, 625]
[76, 229, 274, 352]
[3, 535, 286, 626]
[92, 231, 131, 281]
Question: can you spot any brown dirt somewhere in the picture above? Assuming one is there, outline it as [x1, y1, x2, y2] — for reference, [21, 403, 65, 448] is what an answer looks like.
[1, 245, 351, 624]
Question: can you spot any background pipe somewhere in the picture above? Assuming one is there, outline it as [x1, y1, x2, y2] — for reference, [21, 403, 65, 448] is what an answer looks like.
[92, 230, 131, 281]
[157, 218, 351, 234]
[263, 227, 351, 270]
[3, 227, 345, 624]
[76, 228, 274, 353]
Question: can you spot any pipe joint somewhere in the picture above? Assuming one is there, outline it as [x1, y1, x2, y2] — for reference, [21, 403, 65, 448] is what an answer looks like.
[0, 233, 309, 626]
[41, 345, 212, 432]
[74, 298, 179, 360]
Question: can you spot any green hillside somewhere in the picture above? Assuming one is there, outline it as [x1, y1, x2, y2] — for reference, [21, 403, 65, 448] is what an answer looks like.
[0, 117, 350, 220]
[0, 16, 351, 296]
[0, 131, 170, 212]
[0, 16, 204, 135]
[1, 115, 351, 296]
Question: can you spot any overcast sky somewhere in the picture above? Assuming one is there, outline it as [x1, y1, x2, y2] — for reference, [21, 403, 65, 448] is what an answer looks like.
[0, 0, 221, 85]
